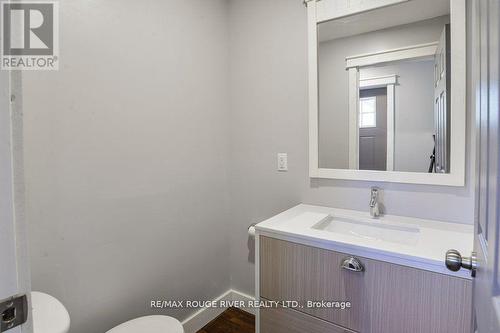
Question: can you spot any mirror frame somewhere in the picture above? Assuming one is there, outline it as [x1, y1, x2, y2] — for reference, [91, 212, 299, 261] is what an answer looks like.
[306, 0, 466, 186]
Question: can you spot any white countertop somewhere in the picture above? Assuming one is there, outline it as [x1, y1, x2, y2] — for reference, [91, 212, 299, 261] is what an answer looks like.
[255, 204, 474, 279]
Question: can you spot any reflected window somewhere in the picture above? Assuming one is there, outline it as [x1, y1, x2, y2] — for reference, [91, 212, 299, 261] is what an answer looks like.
[359, 96, 377, 128]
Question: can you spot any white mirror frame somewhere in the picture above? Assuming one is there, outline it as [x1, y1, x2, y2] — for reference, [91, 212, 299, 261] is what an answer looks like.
[306, 0, 466, 186]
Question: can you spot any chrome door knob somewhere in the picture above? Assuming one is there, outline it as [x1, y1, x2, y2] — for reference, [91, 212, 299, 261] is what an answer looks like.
[445, 249, 477, 277]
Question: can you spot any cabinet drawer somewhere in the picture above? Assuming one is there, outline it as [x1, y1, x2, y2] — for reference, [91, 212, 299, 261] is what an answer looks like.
[260, 236, 472, 333]
[261, 300, 356, 333]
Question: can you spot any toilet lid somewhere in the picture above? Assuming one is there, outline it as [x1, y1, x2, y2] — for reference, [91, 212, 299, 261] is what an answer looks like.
[107, 316, 184, 333]
[31, 292, 70, 333]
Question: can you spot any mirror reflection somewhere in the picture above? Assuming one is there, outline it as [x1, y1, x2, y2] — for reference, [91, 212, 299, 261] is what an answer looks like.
[318, 0, 451, 173]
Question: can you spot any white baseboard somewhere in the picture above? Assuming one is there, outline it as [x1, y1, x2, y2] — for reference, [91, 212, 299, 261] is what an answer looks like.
[181, 289, 255, 333]
[229, 289, 257, 315]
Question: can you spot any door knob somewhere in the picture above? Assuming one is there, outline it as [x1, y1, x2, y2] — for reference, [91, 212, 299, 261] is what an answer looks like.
[445, 249, 477, 277]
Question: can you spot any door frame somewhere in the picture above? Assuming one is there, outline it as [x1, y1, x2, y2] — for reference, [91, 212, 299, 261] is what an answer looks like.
[356, 75, 397, 171]
[346, 43, 440, 173]
[0, 68, 32, 332]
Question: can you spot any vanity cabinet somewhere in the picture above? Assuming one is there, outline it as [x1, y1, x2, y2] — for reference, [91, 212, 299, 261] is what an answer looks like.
[261, 306, 355, 333]
[259, 236, 472, 333]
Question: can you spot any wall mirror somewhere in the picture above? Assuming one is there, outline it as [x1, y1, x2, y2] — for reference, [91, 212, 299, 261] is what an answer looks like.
[306, 0, 466, 186]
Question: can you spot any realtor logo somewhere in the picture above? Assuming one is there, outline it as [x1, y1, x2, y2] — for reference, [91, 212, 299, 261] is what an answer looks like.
[1, 1, 59, 70]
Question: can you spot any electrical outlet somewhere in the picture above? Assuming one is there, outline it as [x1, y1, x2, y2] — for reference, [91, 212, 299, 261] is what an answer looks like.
[277, 153, 288, 171]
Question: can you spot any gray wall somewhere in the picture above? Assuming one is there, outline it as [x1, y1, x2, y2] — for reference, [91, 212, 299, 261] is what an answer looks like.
[23, 1, 231, 332]
[318, 17, 448, 170]
[228, 0, 475, 297]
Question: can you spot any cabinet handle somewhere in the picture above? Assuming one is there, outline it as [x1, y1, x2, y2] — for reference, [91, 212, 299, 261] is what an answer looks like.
[341, 257, 364, 272]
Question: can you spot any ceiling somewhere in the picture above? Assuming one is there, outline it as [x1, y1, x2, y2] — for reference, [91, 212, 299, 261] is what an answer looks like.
[318, 0, 450, 42]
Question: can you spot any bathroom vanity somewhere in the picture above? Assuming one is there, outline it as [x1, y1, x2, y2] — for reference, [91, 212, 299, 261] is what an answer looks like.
[253, 0, 475, 331]
[254, 205, 473, 333]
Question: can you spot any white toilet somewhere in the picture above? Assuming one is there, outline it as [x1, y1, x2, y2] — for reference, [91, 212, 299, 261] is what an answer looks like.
[107, 316, 184, 333]
[31, 291, 183, 333]
[31, 292, 70, 333]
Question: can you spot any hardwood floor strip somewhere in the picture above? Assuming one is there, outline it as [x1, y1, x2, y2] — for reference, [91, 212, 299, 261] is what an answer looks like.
[197, 307, 255, 333]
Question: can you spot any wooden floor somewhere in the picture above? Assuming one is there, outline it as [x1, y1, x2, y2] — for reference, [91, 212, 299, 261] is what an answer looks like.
[197, 307, 255, 333]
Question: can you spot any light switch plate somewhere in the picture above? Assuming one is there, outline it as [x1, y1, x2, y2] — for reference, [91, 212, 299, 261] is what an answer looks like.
[277, 153, 288, 171]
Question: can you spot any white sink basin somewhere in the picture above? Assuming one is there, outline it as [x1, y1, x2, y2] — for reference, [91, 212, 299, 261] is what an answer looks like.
[312, 214, 420, 246]
[255, 205, 474, 278]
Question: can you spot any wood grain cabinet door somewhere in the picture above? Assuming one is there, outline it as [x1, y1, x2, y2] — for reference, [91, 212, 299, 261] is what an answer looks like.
[260, 236, 472, 333]
[261, 305, 356, 333]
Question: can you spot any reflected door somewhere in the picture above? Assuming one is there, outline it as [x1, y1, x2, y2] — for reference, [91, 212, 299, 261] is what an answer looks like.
[359, 88, 387, 171]
[434, 24, 451, 173]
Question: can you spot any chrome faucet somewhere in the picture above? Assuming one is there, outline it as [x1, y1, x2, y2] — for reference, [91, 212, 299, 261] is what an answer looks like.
[369, 187, 380, 218]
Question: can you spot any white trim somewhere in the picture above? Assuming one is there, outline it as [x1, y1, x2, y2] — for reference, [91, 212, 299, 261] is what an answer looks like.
[316, 0, 410, 23]
[348, 68, 360, 169]
[181, 290, 232, 333]
[346, 42, 438, 69]
[307, 0, 319, 177]
[360, 74, 398, 89]
[231, 290, 257, 315]
[255, 235, 261, 333]
[448, 0, 466, 186]
[308, 0, 467, 186]
[386, 84, 395, 171]
[314, 167, 464, 186]
[0, 46, 32, 331]
[181, 289, 256, 333]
